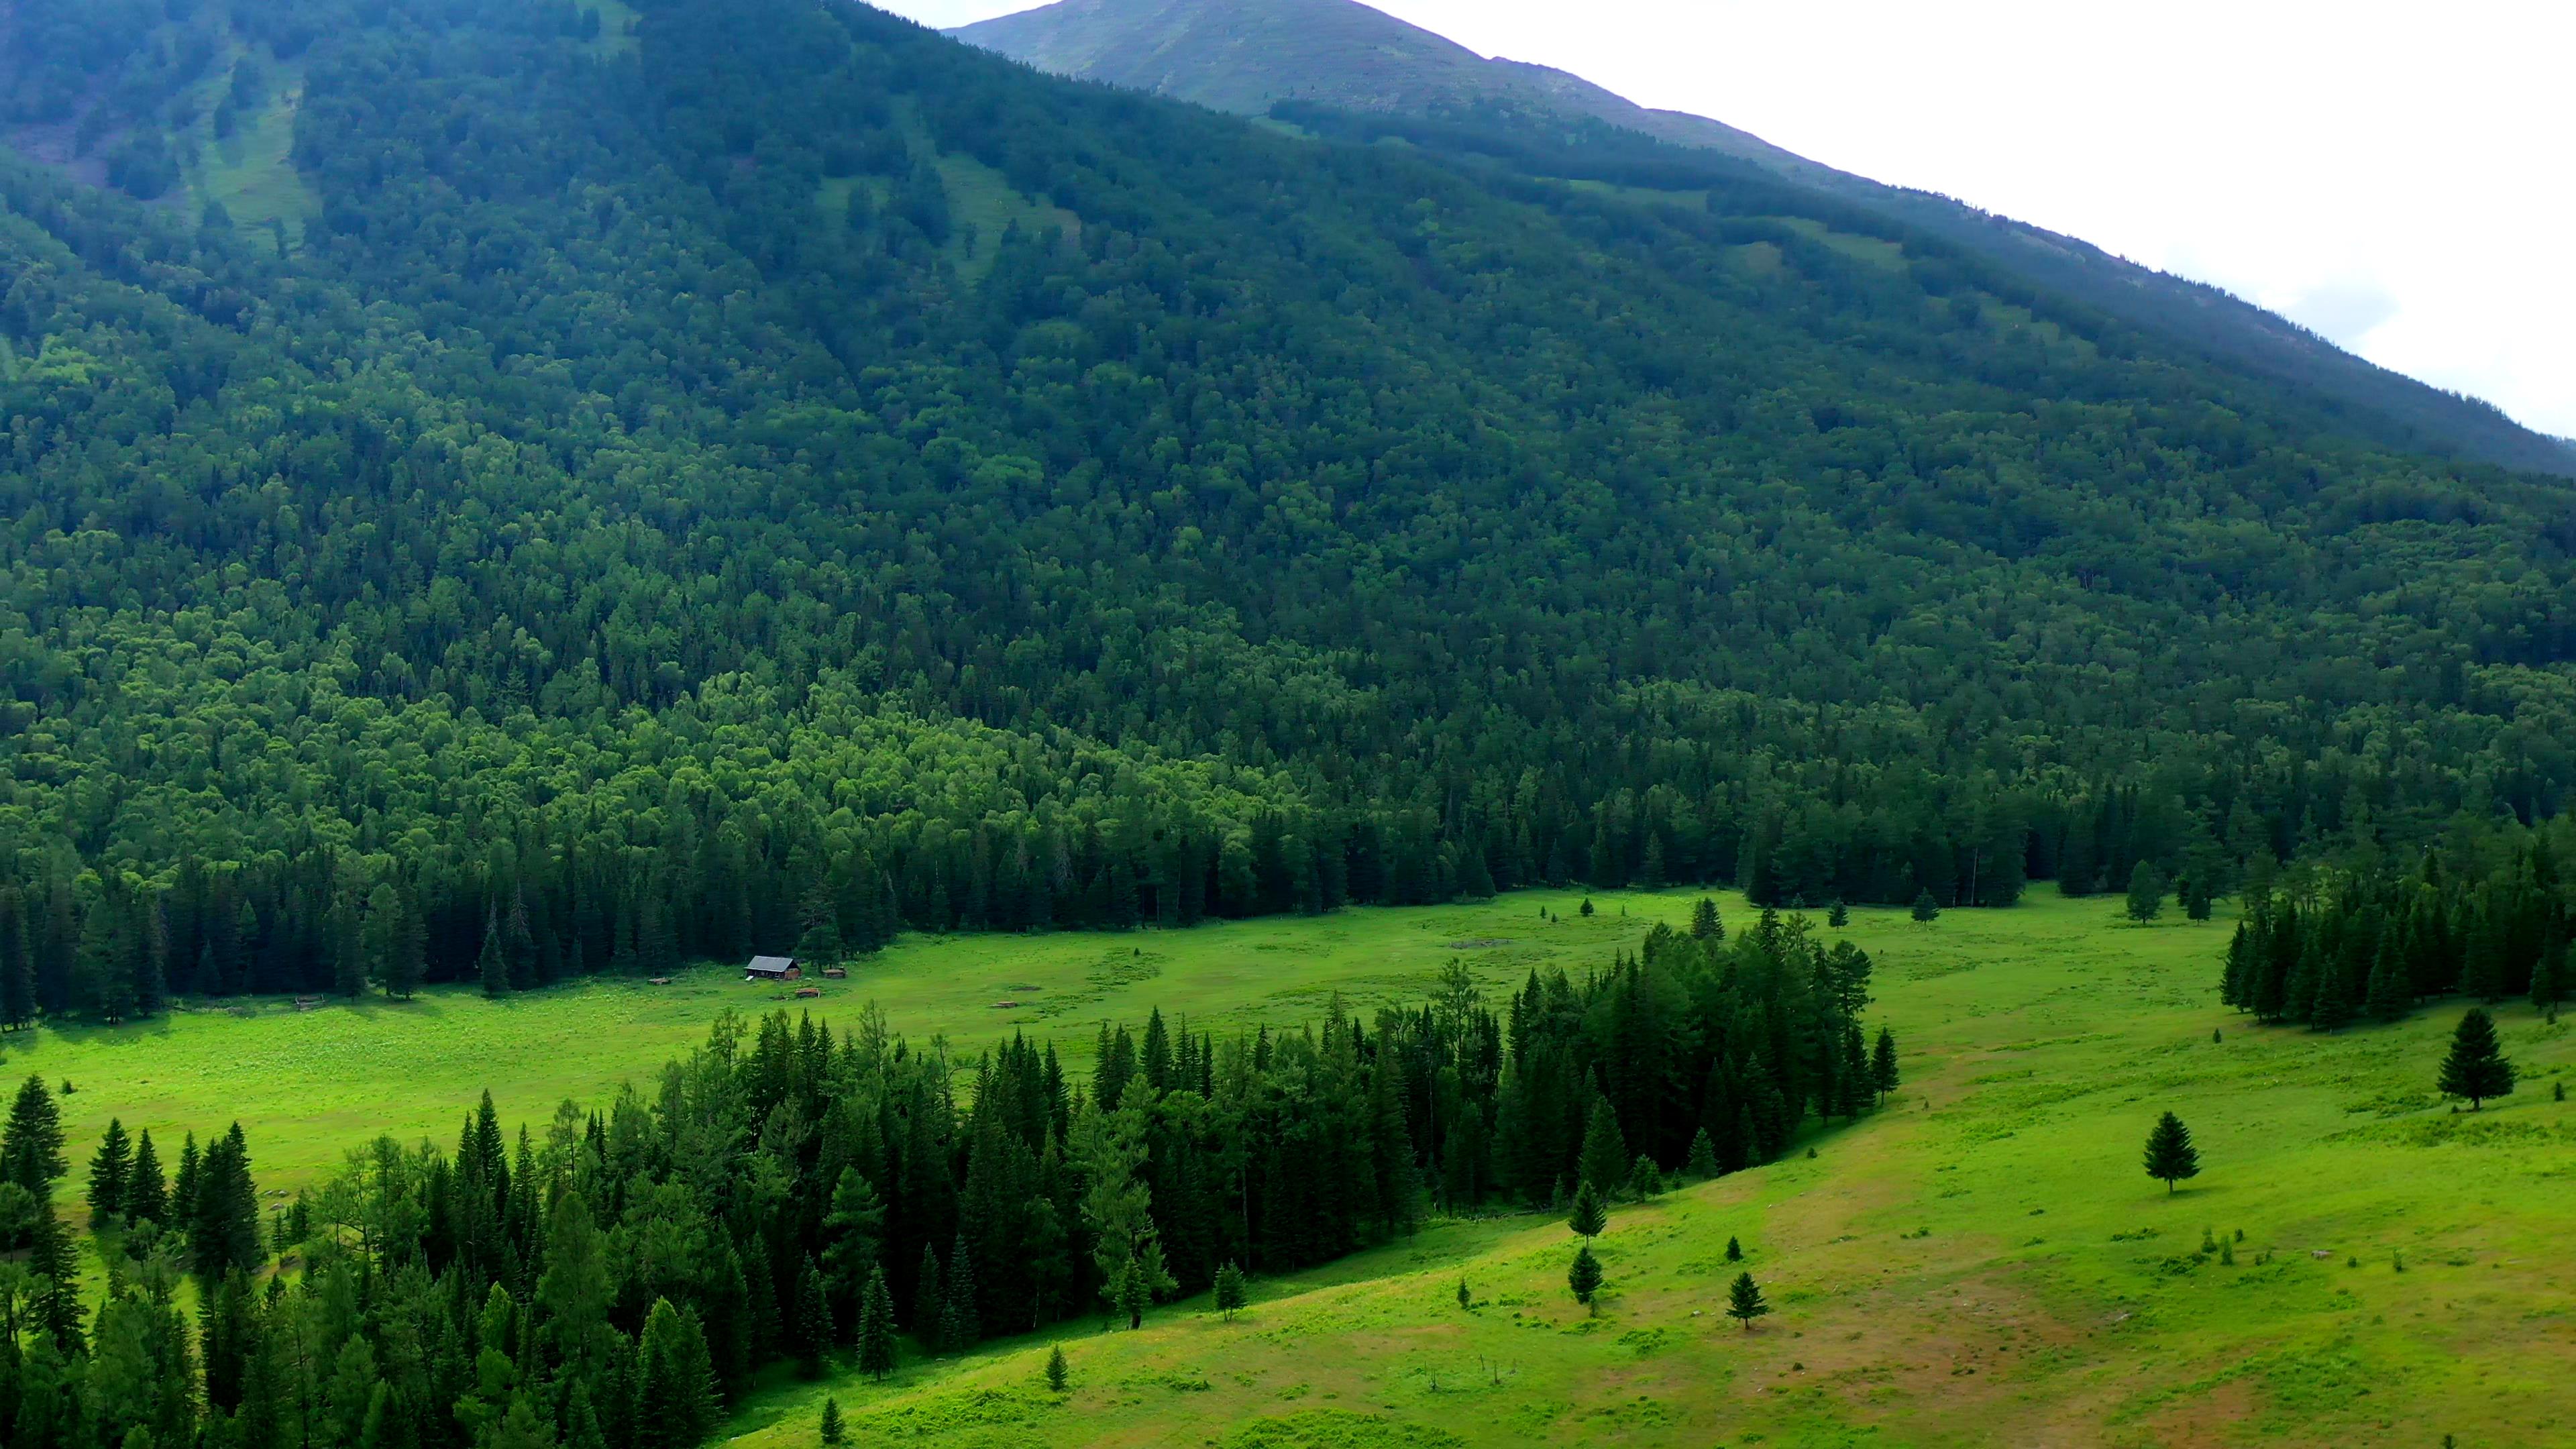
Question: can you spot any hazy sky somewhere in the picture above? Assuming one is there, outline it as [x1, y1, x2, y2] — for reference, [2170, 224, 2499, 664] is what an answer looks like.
[882, 0, 2575, 438]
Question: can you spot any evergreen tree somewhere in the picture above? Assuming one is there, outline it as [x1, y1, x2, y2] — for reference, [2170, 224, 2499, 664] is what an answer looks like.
[1, 1073, 68, 1189]
[2531, 941, 2565, 1016]
[1213, 1261, 1247, 1322]
[87, 1116, 132, 1227]
[1685, 1128, 1718, 1179]
[1827, 900, 1849, 928]
[1911, 890, 1941, 924]
[1725, 1271, 1770, 1329]
[2365, 940, 2410, 1022]
[2436, 1007, 2516, 1110]
[794, 1254, 832, 1379]
[1566, 1242, 1603, 1311]
[913, 1241, 944, 1339]
[1627, 1153, 1663, 1198]
[2178, 873, 2216, 921]
[2125, 863, 2166, 922]
[1567, 1179, 1607, 1239]
[1870, 1027, 1900, 1103]
[124, 1128, 167, 1224]
[635, 1298, 720, 1449]
[818, 1397, 845, 1446]
[1576, 1098, 1629, 1197]
[1725, 1235, 1742, 1262]
[1044, 1345, 1069, 1393]
[856, 1267, 898, 1380]
[939, 1232, 979, 1353]
[2142, 1112, 2201, 1193]
[478, 908, 510, 997]
[1688, 898, 1723, 941]
[2310, 957, 2352, 1031]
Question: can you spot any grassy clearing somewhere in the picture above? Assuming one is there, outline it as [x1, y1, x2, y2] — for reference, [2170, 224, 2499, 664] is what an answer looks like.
[12, 890, 2569, 1445]
[931, 146, 1082, 278]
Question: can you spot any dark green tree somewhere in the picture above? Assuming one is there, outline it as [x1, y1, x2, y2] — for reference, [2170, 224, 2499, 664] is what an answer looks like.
[124, 1127, 167, 1224]
[2125, 863, 2167, 922]
[1725, 1271, 1770, 1329]
[1685, 1128, 1717, 1178]
[857, 1267, 898, 1380]
[1576, 1099, 1629, 1197]
[1827, 900, 1849, 928]
[2142, 1111, 2201, 1193]
[793, 1254, 832, 1379]
[1214, 1261, 1247, 1322]
[1044, 1345, 1069, 1393]
[1566, 1242, 1603, 1311]
[818, 1397, 845, 1446]
[2436, 1007, 2516, 1110]
[1567, 1179, 1607, 1239]
[939, 1232, 979, 1353]
[1871, 1027, 1900, 1102]
[1911, 891, 1941, 924]
[1725, 1235, 1742, 1262]
[1627, 1153, 1663, 1198]
[1688, 898, 1723, 941]
[87, 1116, 131, 1227]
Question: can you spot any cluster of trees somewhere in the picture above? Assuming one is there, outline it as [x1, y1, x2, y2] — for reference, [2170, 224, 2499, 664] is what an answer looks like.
[2220, 818, 2574, 1029]
[1, 0, 2574, 1022]
[0, 912, 1897, 1444]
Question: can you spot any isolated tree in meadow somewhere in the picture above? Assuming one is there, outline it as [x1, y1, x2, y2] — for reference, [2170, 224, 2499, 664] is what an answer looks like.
[818, 1397, 845, 1446]
[1871, 1027, 1900, 1103]
[1214, 1260, 1247, 1321]
[2436, 1007, 2515, 1110]
[1725, 1235, 1742, 1263]
[1579, 898, 1595, 918]
[1567, 1179, 1608, 1239]
[2142, 1112, 2200, 1193]
[1911, 890, 1940, 924]
[2125, 863, 2166, 922]
[856, 1267, 898, 1380]
[1576, 1099, 1629, 1197]
[1690, 897, 1723, 941]
[2178, 873, 2215, 921]
[1725, 1271, 1769, 1329]
[1044, 1344, 1069, 1393]
[1455, 1275, 1471, 1311]
[1567, 1243, 1603, 1311]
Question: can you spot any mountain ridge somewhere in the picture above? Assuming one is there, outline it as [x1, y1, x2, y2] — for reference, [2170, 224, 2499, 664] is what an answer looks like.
[955, 0, 2573, 478]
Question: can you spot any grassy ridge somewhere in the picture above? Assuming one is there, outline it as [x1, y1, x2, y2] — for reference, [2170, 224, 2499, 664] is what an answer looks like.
[11, 892, 2571, 1443]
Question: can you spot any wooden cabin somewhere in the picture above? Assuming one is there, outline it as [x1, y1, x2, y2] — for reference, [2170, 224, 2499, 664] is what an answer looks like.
[794, 985, 823, 999]
[822, 965, 848, 979]
[745, 955, 802, 983]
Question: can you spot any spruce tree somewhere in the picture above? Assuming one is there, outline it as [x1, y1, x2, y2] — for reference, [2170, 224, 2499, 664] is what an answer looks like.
[1044, 1345, 1069, 1393]
[124, 1127, 166, 1224]
[2531, 941, 2565, 1016]
[1688, 898, 1723, 941]
[1871, 1027, 1900, 1102]
[1213, 1261, 1247, 1322]
[2436, 1006, 2515, 1110]
[87, 1116, 131, 1227]
[1576, 1099, 1628, 1197]
[913, 1241, 944, 1340]
[1627, 1153, 1663, 1199]
[2142, 1111, 2200, 1193]
[856, 1266, 897, 1380]
[2365, 940, 2410, 1022]
[478, 908, 510, 997]
[1911, 890, 1940, 924]
[1, 1073, 68, 1189]
[1725, 1271, 1770, 1329]
[2309, 959, 2352, 1031]
[1725, 1235, 1742, 1262]
[1566, 1242, 1602, 1311]
[939, 1232, 979, 1353]
[635, 1298, 720, 1449]
[1827, 900, 1849, 929]
[818, 1397, 845, 1446]
[1567, 1179, 1607, 1239]
[1685, 1128, 1718, 1179]
[794, 1254, 832, 1379]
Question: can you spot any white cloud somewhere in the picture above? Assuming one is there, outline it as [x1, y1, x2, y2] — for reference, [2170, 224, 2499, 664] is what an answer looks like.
[887, 0, 2576, 435]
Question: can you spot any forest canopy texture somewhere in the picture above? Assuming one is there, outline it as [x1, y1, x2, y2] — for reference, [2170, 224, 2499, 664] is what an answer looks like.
[3, 0, 2576, 1012]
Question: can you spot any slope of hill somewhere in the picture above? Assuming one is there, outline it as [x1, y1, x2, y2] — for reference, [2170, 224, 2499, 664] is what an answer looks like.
[957, 0, 2576, 479]
[0, 0, 2570, 1018]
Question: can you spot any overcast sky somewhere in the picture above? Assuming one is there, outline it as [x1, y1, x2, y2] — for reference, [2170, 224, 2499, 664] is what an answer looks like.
[882, 0, 2574, 438]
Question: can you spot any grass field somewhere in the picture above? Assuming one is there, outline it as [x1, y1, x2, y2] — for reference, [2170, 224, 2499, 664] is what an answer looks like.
[8, 890, 2569, 1446]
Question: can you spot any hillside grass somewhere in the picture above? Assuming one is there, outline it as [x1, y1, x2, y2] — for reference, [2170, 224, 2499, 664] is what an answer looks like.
[11, 891, 2570, 1444]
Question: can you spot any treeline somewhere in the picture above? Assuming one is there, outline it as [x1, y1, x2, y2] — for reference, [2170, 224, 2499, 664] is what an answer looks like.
[3, 0, 2575, 1024]
[2220, 816, 2576, 1028]
[0, 912, 1896, 1446]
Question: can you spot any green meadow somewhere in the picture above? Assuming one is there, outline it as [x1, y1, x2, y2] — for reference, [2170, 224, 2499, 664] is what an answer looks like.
[7, 890, 2569, 1446]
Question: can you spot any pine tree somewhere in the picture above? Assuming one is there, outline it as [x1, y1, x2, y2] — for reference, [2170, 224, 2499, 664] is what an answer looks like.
[2531, 940, 2565, 1016]
[2436, 1007, 2515, 1110]
[1827, 900, 1849, 928]
[856, 1267, 898, 1380]
[1725, 1271, 1770, 1329]
[2309, 958, 2352, 1031]
[1567, 1179, 1607, 1239]
[1213, 1260, 1247, 1322]
[1911, 890, 1940, 924]
[2142, 1111, 2201, 1193]
[1689, 897, 1723, 941]
[1725, 1235, 1742, 1262]
[1685, 1128, 1718, 1178]
[635, 1298, 720, 1449]
[1627, 1153, 1663, 1198]
[87, 1116, 131, 1227]
[939, 1232, 979, 1353]
[1, 1073, 68, 1189]
[794, 1254, 832, 1379]
[913, 1241, 944, 1340]
[1871, 1027, 1900, 1102]
[2365, 939, 2410, 1022]
[124, 1128, 166, 1224]
[1566, 1243, 1603, 1311]
[1576, 1099, 1628, 1197]
[478, 908, 510, 997]
[2125, 863, 2166, 922]
[1044, 1345, 1069, 1393]
[818, 1397, 845, 1446]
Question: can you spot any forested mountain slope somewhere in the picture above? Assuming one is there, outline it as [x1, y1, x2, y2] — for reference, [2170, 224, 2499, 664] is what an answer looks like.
[959, 0, 2576, 479]
[0, 0, 2573, 1014]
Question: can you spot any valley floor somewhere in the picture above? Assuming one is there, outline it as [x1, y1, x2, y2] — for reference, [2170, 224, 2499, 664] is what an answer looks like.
[8, 891, 2567, 1446]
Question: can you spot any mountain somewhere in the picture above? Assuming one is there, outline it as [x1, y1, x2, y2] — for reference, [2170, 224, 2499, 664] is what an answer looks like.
[957, 0, 2575, 479]
[0, 0, 2571, 1012]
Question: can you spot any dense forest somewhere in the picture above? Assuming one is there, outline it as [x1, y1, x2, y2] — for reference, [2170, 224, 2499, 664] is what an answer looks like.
[0, 911, 1892, 1446]
[2221, 814, 2576, 1029]
[0, 0, 2573, 1017]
